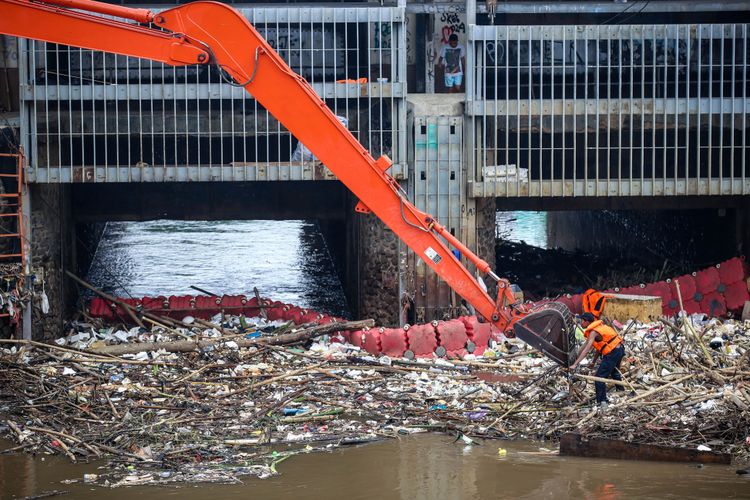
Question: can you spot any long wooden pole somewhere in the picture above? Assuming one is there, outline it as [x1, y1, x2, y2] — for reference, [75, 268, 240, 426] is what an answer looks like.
[89, 319, 374, 356]
[674, 279, 714, 367]
[66, 271, 145, 328]
[66, 271, 194, 330]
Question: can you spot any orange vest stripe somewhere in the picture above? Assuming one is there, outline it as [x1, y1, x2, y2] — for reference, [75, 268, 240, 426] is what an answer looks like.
[583, 320, 623, 355]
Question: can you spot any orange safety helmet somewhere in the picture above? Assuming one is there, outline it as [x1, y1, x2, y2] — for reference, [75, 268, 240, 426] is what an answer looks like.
[582, 289, 608, 319]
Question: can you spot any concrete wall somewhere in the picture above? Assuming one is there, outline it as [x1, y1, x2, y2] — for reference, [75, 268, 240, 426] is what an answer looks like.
[475, 197, 497, 296]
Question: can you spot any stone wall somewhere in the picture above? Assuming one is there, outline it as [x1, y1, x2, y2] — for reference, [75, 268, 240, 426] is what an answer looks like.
[357, 215, 401, 326]
[474, 197, 498, 297]
[29, 184, 74, 340]
[319, 196, 401, 326]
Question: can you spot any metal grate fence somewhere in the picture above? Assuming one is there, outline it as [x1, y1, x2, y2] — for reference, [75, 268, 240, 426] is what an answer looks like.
[19, 6, 407, 182]
[467, 24, 750, 197]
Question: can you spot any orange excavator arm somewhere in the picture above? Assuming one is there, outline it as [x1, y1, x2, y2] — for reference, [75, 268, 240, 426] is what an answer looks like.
[0, 0, 575, 365]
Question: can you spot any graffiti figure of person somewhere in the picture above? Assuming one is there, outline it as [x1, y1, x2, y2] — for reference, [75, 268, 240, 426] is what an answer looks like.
[438, 33, 466, 93]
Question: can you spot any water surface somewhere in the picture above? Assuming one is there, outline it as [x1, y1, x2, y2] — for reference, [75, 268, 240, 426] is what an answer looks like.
[86, 220, 349, 318]
[496, 212, 547, 248]
[1, 435, 746, 499]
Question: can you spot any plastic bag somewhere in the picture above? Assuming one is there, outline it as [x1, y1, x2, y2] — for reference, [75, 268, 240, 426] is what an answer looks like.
[40, 290, 50, 315]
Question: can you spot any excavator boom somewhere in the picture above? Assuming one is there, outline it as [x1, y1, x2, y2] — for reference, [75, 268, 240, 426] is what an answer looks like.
[0, 0, 576, 366]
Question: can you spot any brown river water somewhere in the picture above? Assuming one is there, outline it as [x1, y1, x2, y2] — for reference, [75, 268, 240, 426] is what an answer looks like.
[1, 435, 747, 499]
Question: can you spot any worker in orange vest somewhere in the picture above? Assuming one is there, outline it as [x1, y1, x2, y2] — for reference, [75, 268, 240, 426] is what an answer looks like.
[570, 312, 626, 407]
[582, 288, 608, 320]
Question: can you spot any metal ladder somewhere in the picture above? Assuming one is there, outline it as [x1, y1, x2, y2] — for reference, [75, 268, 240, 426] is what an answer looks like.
[0, 153, 27, 330]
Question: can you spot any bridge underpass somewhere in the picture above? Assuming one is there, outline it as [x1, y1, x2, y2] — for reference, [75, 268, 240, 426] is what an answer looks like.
[26, 180, 750, 340]
[28, 180, 409, 339]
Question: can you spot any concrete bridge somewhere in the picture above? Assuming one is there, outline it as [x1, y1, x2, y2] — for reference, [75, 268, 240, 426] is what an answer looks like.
[2, 0, 749, 338]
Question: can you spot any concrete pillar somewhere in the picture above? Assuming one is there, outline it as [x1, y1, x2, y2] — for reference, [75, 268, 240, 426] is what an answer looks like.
[474, 197, 497, 297]
[28, 184, 76, 340]
[322, 93, 497, 326]
[320, 196, 402, 326]
[392, 94, 496, 323]
[357, 215, 402, 326]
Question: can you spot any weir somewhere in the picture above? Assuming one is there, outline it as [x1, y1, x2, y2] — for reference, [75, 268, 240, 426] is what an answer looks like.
[1, 0, 749, 338]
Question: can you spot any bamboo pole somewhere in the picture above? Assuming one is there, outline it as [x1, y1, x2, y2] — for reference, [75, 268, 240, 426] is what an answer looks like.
[610, 374, 694, 408]
[674, 279, 714, 367]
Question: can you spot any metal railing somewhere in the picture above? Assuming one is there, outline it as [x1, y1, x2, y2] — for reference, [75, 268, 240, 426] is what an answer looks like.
[467, 24, 750, 197]
[19, 5, 407, 182]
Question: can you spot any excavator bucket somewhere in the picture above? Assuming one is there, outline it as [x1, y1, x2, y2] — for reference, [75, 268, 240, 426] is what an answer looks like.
[513, 302, 577, 367]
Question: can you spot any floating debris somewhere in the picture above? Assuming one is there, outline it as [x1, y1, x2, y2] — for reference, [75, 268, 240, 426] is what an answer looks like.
[0, 309, 748, 486]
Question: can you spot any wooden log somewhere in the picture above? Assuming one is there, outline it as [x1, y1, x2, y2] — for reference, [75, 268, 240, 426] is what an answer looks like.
[65, 271, 195, 330]
[611, 374, 693, 408]
[560, 433, 731, 464]
[603, 294, 662, 323]
[65, 271, 146, 328]
[89, 319, 374, 356]
[253, 286, 268, 320]
[572, 373, 629, 387]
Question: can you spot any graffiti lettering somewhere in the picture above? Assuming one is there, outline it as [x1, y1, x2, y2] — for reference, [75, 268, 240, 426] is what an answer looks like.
[439, 12, 460, 24]
[433, 4, 466, 14]
[438, 12, 466, 44]
[374, 22, 392, 49]
[405, 14, 415, 65]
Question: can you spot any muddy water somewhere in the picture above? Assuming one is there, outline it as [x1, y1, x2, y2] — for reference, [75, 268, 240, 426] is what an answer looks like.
[1, 435, 747, 499]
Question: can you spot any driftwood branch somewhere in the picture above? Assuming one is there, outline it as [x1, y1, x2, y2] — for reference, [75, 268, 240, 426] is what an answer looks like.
[88, 319, 374, 356]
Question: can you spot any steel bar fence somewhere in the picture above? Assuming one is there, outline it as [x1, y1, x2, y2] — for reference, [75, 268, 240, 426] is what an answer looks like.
[468, 23, 750, 197]
[19, 6, 407, 183]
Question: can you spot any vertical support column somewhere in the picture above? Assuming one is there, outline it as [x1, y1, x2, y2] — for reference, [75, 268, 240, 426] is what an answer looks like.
[425, 14, 435, 94]
[20, 178, 31, 340]
[465, 0, 476, 102]
[406, 94, 489, 322]
[473, 197, 497, 298]
[28, 184, 75, 340]
[466, 0, 476, 25]
[395, 0, 409, 322]
[18, 37, 34, 339]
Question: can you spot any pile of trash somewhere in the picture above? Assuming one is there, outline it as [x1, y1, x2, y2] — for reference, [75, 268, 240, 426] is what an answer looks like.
[0, 311, 748, 486]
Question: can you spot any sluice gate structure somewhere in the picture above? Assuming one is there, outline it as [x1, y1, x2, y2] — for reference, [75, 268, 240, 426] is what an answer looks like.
[1, 0, 749, 338]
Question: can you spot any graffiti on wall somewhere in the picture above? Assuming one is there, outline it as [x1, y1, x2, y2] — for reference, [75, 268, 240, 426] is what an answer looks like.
[373, 22, 392, 49]
[0, 36, 18, 69]
[405, 13, 415, 65]
[438, 12, 466, 44]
